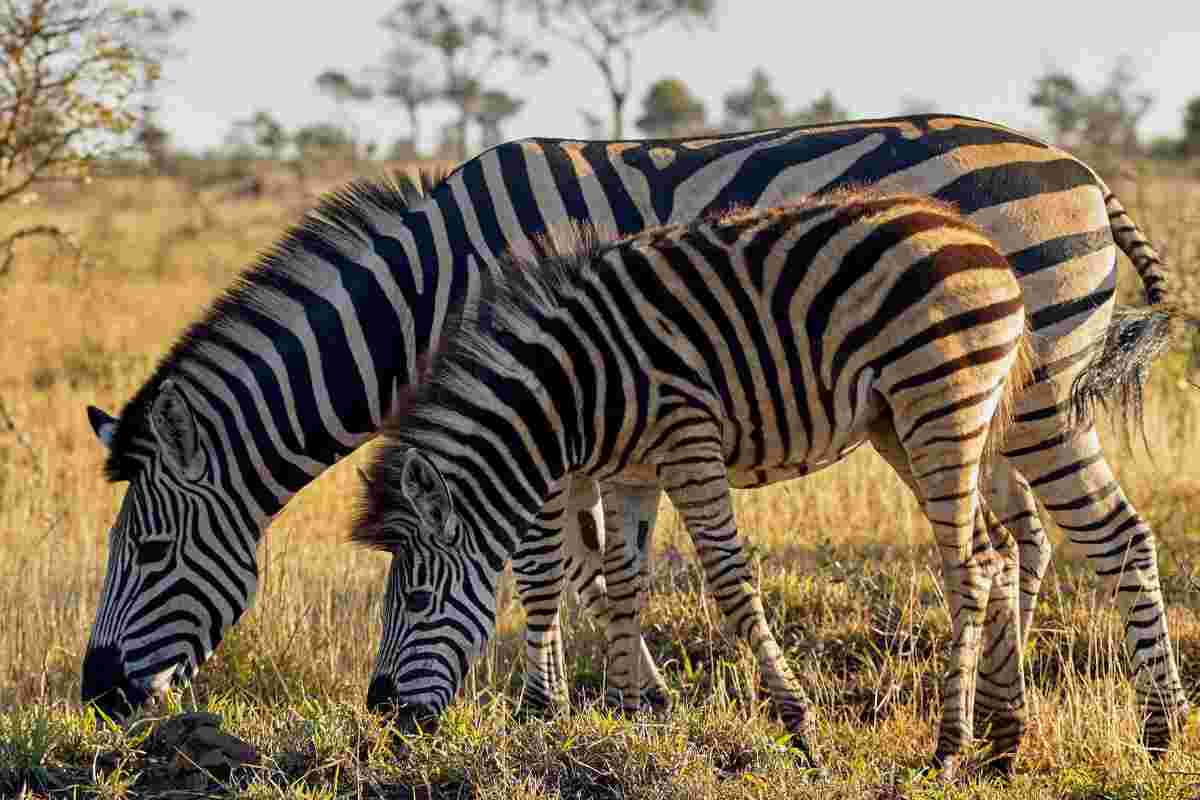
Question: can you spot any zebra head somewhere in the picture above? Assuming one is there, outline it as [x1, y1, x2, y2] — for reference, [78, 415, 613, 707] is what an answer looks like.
[355, 448, 503, 732]
[82, 379, 258, 720]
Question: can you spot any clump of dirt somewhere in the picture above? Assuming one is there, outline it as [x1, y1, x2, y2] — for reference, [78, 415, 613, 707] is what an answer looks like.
[109, 711, 259, 794]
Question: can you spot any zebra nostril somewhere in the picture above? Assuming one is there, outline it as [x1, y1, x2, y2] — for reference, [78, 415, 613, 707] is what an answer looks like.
[394, 703, 439, 735]
[81, 646, 146, 721]
[366, 674, 399, 714]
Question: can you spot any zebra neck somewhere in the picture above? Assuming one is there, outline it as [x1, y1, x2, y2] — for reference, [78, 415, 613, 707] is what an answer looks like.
[117, 192, 479, 526]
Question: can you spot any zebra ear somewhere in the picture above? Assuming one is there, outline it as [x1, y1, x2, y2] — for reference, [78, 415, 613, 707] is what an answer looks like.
[399, 449, 454, 543]
[87, 406, 118, 450]
[149, 380, 205, 481]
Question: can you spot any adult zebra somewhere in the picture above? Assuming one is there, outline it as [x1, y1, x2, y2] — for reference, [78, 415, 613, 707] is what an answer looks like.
[83, 116, 1181, 748]
[352, 191, 1041, 774]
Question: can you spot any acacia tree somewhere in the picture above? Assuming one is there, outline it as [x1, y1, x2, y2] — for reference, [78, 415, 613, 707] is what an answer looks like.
[525, 0, 716, 139]
[383, 0, 547, 160]
[374, 45, 439, 156]
[0, 0, 159, 205]
[314, 68, 373, 158]
[473, 89, 522, 149]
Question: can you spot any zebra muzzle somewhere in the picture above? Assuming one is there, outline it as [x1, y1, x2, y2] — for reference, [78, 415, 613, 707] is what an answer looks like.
[81, 645, 150, 721]
[366, 675, 440, 735]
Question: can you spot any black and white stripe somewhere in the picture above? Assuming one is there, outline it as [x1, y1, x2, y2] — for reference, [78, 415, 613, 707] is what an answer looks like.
[83, 116, 1184, 750]
[354, 192, 1036, 772]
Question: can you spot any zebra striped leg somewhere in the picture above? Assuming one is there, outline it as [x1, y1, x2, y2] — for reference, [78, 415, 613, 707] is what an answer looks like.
[512, 486, 570, 714]
[561, 479, 672, 712]
[1007, 425, 1189, 753]
[987, 465, 1051, 653]
[973, 501, 1026, 772]
[871, 419, 1028, 768]
[659, 454, 818, 764]
[598, 483, 666, 714]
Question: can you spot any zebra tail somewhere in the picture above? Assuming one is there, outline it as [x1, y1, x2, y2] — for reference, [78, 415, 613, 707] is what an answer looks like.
[1096, 177, 1171, 306]
[984, 324, 1037, 464]
[1070, 304, 1200, 440]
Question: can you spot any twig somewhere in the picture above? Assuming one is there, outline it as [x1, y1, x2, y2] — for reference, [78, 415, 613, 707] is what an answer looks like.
[0, 392, 42, 479]
[0, 223, 81, 278]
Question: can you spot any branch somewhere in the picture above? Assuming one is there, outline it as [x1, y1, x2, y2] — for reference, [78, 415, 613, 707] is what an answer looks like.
[0, 391, 42, 480]
[0, 223, 80, 277]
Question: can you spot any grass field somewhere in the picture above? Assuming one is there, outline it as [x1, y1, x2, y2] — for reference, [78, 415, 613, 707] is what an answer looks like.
[2, 164, 1200, 798]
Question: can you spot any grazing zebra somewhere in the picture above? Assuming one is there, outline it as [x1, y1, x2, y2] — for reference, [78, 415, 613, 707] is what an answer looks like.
[81, 116, 1182, 751]
[352, 191, 1040, 774]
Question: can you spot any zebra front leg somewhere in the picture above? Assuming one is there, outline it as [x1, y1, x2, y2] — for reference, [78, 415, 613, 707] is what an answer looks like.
[512, 484, 569, 714]
[659, 455, 819, 766]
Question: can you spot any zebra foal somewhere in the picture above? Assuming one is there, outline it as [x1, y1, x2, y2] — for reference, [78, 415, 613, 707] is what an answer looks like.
[352, 191, 1035, 774]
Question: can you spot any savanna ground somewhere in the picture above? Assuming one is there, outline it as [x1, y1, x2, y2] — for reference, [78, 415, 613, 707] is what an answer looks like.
[2, 160, 1200, 799]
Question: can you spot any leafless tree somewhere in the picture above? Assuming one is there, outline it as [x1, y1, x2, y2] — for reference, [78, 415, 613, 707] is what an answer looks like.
[525, 0, 717, 138]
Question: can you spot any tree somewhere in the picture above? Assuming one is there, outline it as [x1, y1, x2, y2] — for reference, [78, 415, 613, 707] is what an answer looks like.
[525, 0, 717, 138]
[133, 4, 191, 171]
[294, 122, 355, 161]
[1030, 58, 1152, 153]
[473, 89, 523, 149]
[723, 67, 784, 130]
[1180, 95, 1200, 157]
[229, 110, 287, 160]
[789, 90, 849, 126]
[383, 0, 548, 160]
[374, 45, 438, 155]
[0, 0, 160, 205]
[635, 77, 705, 137]
[314, 68, 373, 157]
[1030, 72, 1085, 142]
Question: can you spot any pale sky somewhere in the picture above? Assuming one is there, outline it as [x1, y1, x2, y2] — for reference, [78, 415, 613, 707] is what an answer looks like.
[150, 1, 1200, 154]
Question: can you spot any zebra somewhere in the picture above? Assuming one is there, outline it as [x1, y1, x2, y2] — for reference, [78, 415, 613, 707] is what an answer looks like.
[351, 191, 1044, 775]
[81, 115, 1181, 748]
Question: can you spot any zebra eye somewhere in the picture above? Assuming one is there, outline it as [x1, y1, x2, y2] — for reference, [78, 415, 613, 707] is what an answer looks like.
[137, 539, 172, 564]
[406, 589, 433, 613]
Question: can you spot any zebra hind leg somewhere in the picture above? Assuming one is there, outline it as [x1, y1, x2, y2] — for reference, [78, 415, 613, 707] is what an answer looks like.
[973, 499, 1026, 775]
[870, 418, 1030, 772]
[597, 483, 671, 714]
[560, 478, 672, 712]
[1009, 425, 1189, 755]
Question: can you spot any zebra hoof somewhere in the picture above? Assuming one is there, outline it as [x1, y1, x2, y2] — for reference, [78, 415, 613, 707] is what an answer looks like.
[931, 752, 964, 783]
[782, 732, 820, 772]
[644, 687, 673, 715]
[515, 696, 567, 721]
[982, 752, 1016, 780]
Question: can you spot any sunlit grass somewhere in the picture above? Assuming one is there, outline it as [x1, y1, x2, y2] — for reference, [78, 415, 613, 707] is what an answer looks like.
[2, 168, 1200, 797]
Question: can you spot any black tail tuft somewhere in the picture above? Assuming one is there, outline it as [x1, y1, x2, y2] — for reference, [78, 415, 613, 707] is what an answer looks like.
[1070, 305, 1198, 441]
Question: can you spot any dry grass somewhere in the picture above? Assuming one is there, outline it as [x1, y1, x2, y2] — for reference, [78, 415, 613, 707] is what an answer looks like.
[2, 168, 1200, 798]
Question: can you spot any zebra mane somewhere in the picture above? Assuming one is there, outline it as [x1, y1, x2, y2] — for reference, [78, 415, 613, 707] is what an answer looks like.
[379, 219, 632, 448]
[103, 165, 455, 482]
[394, 187, 957, 437]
